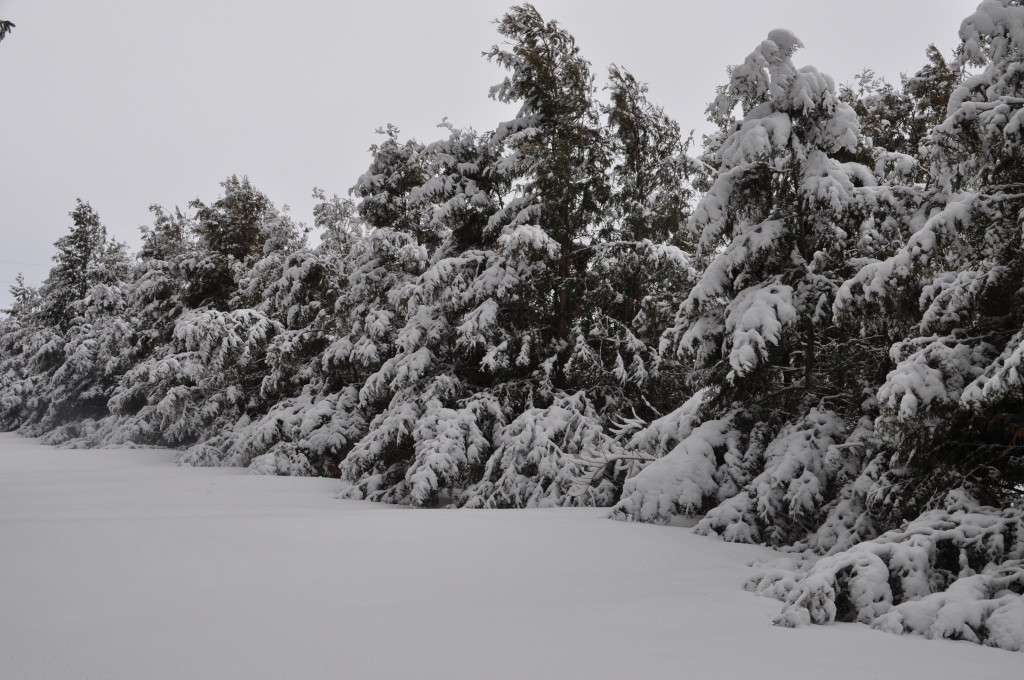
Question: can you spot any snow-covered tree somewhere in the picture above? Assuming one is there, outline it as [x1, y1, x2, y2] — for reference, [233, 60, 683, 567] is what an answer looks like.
[609, 29, 914, 548]
[338, 124, 508, 503]
[579, 65, 698, 412]
[352, 125, 437, 249]
[840, 45, 961, 181]
[194, 194, 370, 475]
[127, 205, 196, 362]
[99, 179, 295, 450]
[598, 65, 697, 329]
[487, 3, 610, 346]
[463, 391, 619, 507]
[34, 271, 135, 441]
[108, 306, 280, 448]
[748, 1, 1024, 651]
[0, 202, 135, 438]
[339, 6, 642, 507]
[0, 276, 46, 429]
[38, 200, 123, 330]
[184, 175, 280, 310]
[837, 0, 1024, 520]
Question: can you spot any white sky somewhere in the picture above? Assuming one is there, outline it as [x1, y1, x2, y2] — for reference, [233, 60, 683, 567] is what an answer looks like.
[0, 0, 976, 309]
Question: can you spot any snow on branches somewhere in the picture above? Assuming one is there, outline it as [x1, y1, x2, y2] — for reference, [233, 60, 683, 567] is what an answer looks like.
[767, 503, 1024, 652]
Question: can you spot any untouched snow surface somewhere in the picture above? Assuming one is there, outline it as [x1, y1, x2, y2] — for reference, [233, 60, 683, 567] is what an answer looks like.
[0, 434, 1019, 680]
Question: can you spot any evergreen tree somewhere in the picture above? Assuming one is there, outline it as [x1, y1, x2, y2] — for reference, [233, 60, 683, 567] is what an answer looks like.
[610, 29, 901, 548]
[567, 66, 701, 494]
[3, 274, 39, 318]
[753, 2, 1024, 651]
[129, 205, 196, 360]
[838, 0, 1024, 518]
[339, 6, 629, 507]
[352, 125, 436, 249]
[35, 240, 134, 437]
[339, 124, 509, 503]
[0, 202, 136, 437]
[185, 175, 278, 309]
[39, 200, 112, 330]
[841, 45, 960, 179]
[0, 276, 43, 428]
[581, 65, 697, 407]
[102, 179, 290, 449]
[191, 193, 368, 475]
[601, 65, 696, 321]
[486, 3, 609, 347]
[450, 5, 625, 507]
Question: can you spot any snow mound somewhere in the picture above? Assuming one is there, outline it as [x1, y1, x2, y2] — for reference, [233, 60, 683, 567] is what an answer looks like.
[247, 443, 315, 476]
[770, 504, 1024, 651]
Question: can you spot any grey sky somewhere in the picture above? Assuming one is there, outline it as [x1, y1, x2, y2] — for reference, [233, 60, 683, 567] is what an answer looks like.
[0, 0, 976, 309]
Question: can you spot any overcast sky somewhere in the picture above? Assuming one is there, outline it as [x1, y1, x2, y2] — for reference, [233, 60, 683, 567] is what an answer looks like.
[0, 0, 977, 309]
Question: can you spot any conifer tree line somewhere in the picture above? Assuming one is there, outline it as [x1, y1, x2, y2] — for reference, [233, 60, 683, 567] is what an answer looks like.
[2, 2, 1023, 649]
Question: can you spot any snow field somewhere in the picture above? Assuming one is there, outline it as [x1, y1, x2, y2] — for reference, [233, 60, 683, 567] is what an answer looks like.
[0, 434, 1019, 680]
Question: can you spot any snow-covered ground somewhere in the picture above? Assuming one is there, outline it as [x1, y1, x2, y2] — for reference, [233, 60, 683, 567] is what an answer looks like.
[0, 434, 1018, 680]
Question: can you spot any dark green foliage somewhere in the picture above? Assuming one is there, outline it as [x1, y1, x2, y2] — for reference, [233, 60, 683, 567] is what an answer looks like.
[840, 46, 961, 176]
[352, 126, 435, 248]
[488, 3, 610, 344]
[185, 175, 278, 309]
[39, 200, 117, 330]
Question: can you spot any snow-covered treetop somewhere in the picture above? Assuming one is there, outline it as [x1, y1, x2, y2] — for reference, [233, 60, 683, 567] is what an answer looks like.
[959, 0, 1024, 66]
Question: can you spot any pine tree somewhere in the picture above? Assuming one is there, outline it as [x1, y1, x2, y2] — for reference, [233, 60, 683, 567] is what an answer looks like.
[352, 125, 436, 249]
[838, 0, 1024, 518]
[0, 276, 43, 429]
[129, 205, 195, 360]
[103, 179, 289, 449]
[566, 66, 701, 495]
[0, 202, 138, 438]
[601, 65, 696, 323]
[445, 5, 629, 507]
[40, 200, 112, 330]
[185, 175, 278, 309]
[760, 2, 1024, 651]
[204, 193, 368, 475]
[486, 3, 610, 347]
[610, 29, 902, 547]
[339, 124, 509, 503]
[36, 240, 134, 438]
[840, 45, 960, 179]
[3, 274, 39, 318]
[581, 65, 697, 410]
[338, 6, 626, 506]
